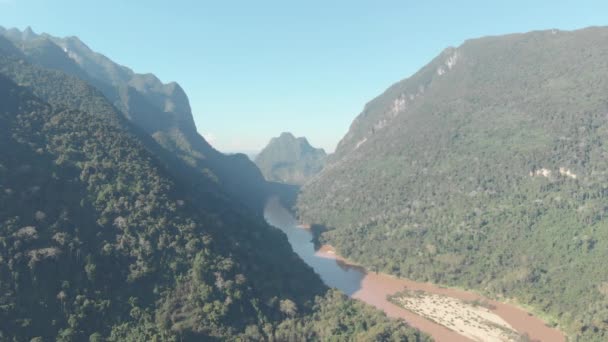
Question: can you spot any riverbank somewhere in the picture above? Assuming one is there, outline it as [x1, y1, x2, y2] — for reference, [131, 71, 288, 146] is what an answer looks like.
[264, 197, 565, 342]
[389, 291, 520, 342]
[315, 244, 565, 342]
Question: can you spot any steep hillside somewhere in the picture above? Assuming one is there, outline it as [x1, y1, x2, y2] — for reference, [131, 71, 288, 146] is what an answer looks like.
[255, 132, 326, 185]
[0, 35, 427, 341]
[298, 26, 608, 340]
[0, 26, 269, 211]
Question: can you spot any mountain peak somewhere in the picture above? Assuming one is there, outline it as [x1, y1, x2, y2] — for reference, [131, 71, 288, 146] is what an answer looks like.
[0, 28, 198, 136]
[23, 26, 35, 38]
[279, 131, 296, 139]
[255, 133, 326, 185]
[276, 132, 317, 149]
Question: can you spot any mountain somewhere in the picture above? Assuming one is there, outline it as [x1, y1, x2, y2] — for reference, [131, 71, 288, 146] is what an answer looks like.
[297, 26, 608, 340]
[0, 33, 427, 341]
[255, 132, 327, 185]
[0, 26, 269, 212]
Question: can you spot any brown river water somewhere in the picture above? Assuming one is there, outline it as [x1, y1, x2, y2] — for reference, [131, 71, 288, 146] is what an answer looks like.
[264, 197, 565, 342]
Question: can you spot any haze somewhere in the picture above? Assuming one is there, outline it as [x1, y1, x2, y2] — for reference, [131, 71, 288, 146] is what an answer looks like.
[1, 0, 606, 152]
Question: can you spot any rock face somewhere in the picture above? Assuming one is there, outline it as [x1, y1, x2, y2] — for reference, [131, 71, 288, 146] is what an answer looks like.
[298, 26, 608, 340]
[255, 132, 326, 185]
[0, 26, 269, 211]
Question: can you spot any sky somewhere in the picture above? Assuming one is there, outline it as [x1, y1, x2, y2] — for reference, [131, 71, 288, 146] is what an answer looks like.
[0, 0, 606, 153]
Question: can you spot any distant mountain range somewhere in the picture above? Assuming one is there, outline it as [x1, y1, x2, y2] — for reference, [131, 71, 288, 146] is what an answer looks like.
[298, 26, 608, 341]
[255, 132, 326, 185]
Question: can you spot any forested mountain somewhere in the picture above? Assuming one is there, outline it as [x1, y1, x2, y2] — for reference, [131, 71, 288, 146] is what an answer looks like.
[255, 132, 326, 185]
[0, 26, 269, 212]
[0, 33, 427, 341]
[298, 26, 608, 340]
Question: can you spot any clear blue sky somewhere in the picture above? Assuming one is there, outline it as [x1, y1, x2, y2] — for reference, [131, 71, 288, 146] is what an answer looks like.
[0, 0, 606, 152]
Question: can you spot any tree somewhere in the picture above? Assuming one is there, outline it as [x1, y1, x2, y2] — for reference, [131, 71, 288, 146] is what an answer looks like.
[279, 299, 298, 317]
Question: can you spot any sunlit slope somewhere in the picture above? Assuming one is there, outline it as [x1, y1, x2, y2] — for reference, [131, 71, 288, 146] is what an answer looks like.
[298, 26, 608, 340]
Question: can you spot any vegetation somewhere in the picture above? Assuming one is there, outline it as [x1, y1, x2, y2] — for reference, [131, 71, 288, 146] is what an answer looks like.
[0, 36, 426, 341]
[273, 289, 430, 341]
[298, 27, 608, 340]
[255, 132, 326, 185]
[1, 26, 270, 212]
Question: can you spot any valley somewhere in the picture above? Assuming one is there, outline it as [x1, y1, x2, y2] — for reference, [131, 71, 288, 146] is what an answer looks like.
[0, 28, 427, 341]
[1, 7, 606, 340]
[265, 197, 565, 342]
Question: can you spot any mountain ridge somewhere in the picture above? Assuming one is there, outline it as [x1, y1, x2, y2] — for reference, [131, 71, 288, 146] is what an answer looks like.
[298, 26, 608, 340]
[0, 25, 270, 212]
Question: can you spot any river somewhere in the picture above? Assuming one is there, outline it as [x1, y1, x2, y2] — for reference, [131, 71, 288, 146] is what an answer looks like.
[264, 197, 565, 342]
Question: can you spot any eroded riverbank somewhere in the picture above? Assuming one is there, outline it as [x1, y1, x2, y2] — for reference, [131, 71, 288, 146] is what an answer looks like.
[264, 197, 565, 342]
[316, 245, 564, 342]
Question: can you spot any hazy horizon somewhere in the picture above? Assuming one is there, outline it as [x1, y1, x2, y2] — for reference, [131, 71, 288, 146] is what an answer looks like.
[1, 0, 606, 153]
